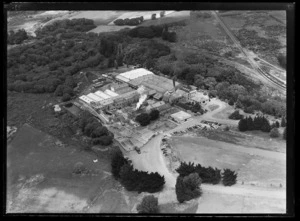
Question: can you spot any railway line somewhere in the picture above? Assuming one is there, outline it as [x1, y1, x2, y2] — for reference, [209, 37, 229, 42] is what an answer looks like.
[212, 11, 286, 92]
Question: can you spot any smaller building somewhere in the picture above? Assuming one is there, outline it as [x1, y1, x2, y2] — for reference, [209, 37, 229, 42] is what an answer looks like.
[170, 111, 192, 123]
[54, 104, 61, 112]
[153, 93, 163, 100]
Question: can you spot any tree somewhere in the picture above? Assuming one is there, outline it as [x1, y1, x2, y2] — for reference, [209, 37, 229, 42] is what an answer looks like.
[136, 113, 151, 126]
[54, 85, 64, 96]
[270, 127, 280, 138]
[281, 117, 286, 127]
[92, 135, 113, 146]
[175, 173, 202, 203]
[238, 119, 248, 132]
[149, 109, 160, 121]
[246, 116, 254, 130]
[111, 150, 128, 179]
[151, 14, 156, 20]
[160, 11, 165, 18]
[222, 169, 237, 186]
[136, 195, 159, 213]
[229, 110, 244, 120]
[61, 93, 71, 102]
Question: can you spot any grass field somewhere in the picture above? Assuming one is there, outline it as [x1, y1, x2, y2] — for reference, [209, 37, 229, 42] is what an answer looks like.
[169, 136, 286, 188]
[7, 124, 139, 213]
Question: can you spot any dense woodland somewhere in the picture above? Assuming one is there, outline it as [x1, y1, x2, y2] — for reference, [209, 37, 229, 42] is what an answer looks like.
[7, 17, 286, 119]
[7, 29, 28, 45]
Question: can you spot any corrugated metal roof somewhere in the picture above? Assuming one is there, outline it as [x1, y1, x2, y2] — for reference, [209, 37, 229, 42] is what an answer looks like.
[95, 90, 111, 99]
[104, 89, 119, 97]
[79, 95, 94, 104]
[118, 68, 154, 80]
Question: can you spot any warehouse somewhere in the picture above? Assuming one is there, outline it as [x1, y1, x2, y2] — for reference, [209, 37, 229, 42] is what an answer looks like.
[95, 90, 111, 99]
[79, 95, 94, 104]
[170, 111, 192, 123]
[117, 68, 154, 81]
[104, 89, 119, 97]
[86, 93, 103, 102]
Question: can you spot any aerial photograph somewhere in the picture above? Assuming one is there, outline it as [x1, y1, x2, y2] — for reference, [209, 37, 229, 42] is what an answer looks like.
[6, 7, 288, 214]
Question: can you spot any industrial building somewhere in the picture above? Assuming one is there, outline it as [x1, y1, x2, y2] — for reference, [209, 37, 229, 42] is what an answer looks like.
[79, 95, 95, 104]
[116, 68, 179, 94]
[95, 90, 111, 100]
[170, 111, 192, 123]
[104, 89, 119, 97]
[86, 93, 103, 102]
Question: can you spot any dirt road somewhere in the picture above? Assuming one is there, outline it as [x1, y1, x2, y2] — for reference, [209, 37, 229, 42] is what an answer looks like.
[127, 134, 177, 188]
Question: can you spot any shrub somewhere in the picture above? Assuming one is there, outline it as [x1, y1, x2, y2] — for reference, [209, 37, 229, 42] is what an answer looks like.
[270, 127, 280, 138]
[73, 162, 87, 174]
[283, 127, 286, 140]
[136, 195, 159, 213]
[229, 110, 244, 120]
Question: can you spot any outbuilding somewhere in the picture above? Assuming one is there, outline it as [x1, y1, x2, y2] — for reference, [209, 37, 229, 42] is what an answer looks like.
[170, 111, 192, 123]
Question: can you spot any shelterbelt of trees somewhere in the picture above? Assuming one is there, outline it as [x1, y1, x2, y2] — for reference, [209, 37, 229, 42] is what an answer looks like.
[7, 18, 285, 117]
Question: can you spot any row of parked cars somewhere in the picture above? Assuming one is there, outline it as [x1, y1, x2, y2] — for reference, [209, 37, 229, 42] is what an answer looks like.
[170, 121, 223, 136]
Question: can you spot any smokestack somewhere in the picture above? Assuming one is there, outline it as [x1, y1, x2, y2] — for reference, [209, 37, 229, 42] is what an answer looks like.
[136, 94, 147, 110]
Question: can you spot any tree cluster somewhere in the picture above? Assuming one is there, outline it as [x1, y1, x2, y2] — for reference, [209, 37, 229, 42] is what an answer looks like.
[176, 101, 204, 114]
[35, 18, 96, 39]
[136, 195, 159, 213]
[176, 162, 223, 185]
[8, 29, 28, 45]
[79, 111, 113, 146]
[135, 109, 160, 126]
[114, 16, 143, 26]
[128, 25, 177, 42]
[124, 40, 170, 66]
[228, 110, 244, 120]
[238, 115, 271, 132]
[111, 151, 165, 193]
[175, 173, 202, 203]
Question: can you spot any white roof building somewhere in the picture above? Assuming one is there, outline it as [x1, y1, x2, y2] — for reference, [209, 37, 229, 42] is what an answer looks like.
[170, 111, 192, 123]
[116, 75, 130, 82]
[79, 95, 94, 104]
[95, 90, 111, 99]
[117, 68, 154, 81]
[104, 89, 119, 97]
[86, 93, 103, 102]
